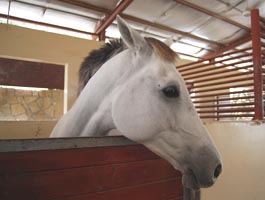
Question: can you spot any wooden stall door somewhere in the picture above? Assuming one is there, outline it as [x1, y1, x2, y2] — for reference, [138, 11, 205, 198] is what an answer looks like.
[0, 141, 183, 200]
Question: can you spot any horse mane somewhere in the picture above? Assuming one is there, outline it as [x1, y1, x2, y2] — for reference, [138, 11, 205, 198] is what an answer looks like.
[78, 37, 176, 94]
[78, 39, 125, 94]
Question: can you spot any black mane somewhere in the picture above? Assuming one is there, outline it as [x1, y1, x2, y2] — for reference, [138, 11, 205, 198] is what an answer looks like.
[78, 39, 125, 94]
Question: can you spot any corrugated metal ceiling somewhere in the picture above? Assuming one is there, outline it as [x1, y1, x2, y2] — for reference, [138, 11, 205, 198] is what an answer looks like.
[0, 0, 264, 59]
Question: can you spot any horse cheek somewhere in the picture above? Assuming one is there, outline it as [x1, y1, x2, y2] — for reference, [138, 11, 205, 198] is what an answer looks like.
[111, 90, 158, 142]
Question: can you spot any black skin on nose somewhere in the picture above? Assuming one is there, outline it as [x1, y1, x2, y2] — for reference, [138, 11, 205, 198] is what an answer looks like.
[214, 164, 222, 179]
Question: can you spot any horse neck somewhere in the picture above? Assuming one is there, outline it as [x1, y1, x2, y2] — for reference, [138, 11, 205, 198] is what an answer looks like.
[64, 50, 140, 137]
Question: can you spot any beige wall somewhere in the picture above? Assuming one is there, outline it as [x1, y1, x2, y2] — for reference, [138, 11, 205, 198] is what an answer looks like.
[0, 24, 102, 108]
[202, 121, 265, 200]
[0, 121, 57, 139]
[0, 24, 102, 137]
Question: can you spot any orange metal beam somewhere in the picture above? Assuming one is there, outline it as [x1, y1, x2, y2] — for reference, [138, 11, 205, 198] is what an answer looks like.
[0, 14, 97, 36]
[121, 14, 223, 48]
[203, 35, 252, 59]
[56, 0, 223, 48]
[251, 9, 264, 120]
[95, 0, 133, 35]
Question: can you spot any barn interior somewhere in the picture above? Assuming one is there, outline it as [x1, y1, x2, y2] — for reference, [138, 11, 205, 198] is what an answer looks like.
[0, 0, 265, 200]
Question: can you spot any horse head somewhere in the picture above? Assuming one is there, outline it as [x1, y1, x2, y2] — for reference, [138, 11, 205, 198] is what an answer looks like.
[51, 16, 222, 191]
[112, 16, 222, 190]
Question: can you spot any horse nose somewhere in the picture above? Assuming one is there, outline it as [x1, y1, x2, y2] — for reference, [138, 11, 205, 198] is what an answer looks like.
[214, 163, 222, 179]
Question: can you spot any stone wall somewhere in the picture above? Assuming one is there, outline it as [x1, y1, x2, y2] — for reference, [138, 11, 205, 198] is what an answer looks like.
[0, 88, 63, 121]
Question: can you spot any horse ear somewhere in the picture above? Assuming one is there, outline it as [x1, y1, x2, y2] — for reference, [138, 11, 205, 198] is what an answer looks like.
[164, 37, 174, 47]
[186, 81, 194, 93]
[117, 16, 148, 52]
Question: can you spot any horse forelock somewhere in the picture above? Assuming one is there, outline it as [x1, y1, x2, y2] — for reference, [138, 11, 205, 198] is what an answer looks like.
[145, 37, 177, 64]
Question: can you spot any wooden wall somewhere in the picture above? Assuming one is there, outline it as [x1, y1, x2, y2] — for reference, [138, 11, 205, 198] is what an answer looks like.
[0, 137, 183, 200]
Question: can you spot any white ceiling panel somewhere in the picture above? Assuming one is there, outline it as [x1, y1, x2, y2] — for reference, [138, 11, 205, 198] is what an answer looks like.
[171, 42, 201, 54]
[124, 0, 176, 22]
[17, 0, 49, 7]
[218, 29, 247, 44]
[223, 9, 251, 28]
[145, 26, 181, 39]
[77, 0, 119, 10]
[185, 0, 230, 13]
[192, 18, 242, 42]
[43, 9, 96, 32]
[49, 0, 104, 19]
[156, 4, 211, 32]
[0, 0, 9, 15]
[9, 1, 44, 22]
[141, 32, 166, 41]
[235, 0, 265, 17]
[106, 24, 120, 38]
[179, 38, 211, 49]
[117, 19, 148, 31]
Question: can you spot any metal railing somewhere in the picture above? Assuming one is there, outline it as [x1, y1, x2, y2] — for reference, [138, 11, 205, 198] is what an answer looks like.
[177, 9, 264, 120]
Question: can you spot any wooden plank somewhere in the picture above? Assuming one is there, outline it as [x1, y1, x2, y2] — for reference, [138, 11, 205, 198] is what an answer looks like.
[60, 179, 183, 200]
[0, 145, 160, 173]
[0, 159, 181, 200]
[0, 136, 136, 152]
[0, 138, 183, 200]
[0, 57, 64, 89]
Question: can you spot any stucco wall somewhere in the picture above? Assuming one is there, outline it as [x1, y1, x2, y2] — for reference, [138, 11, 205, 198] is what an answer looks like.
[0, 23, 103, 109]
[0, 24, 102, 137]
[202, 121, 265, 200]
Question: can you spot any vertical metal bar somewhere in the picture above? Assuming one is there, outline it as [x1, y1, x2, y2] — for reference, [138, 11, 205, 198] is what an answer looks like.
[251, 9, 264, 120]
[95, 0, 133, 35]
[216, 96, 220, 121]
[98, 30, 106, 41]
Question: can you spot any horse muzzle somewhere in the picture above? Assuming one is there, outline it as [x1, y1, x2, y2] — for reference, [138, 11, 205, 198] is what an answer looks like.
[182, 162, 222, 190]
[182, 144, 222, 190]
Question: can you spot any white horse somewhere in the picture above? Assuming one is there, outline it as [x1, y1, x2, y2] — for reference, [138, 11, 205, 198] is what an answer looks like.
[51, 16, 222, 199]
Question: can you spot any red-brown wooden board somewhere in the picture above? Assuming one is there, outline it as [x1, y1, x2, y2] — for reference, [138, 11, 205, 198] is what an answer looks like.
[0, 57, 64, 89]
[0, 138, 183, 200]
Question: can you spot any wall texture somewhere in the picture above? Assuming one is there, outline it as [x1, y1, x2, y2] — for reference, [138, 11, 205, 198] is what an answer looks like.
[0, 23, 102, 109]
[0, 23, 102, 137]
[202, 121, 265, 200]
[0, 88, 63, 121]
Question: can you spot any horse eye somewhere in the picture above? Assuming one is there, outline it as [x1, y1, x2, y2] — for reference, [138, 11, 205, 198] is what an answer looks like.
[162, 86, 179, 98]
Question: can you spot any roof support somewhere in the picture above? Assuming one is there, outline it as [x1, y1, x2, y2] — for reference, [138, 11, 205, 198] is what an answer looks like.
[56, 0, 223, 48]
[251, 9, 264, 120]
[0, 14, 97, 36]
[121, 14, 223, 48]
[95, 0, 133, 35]
[203, 34, 251, 59]
[175, 0, 250, 32]
[98, 30, 106, 41]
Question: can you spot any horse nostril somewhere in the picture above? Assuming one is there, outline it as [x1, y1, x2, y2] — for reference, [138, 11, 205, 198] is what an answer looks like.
[214, 164, 222, 179]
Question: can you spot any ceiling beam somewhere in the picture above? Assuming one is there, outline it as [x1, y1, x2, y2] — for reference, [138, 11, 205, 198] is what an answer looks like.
[175, 0, 250, 32]
[56, 0, 223, 48]
[56, 0, 109, 14]
[0, 14, 97, 36]
[120, 14, 223, 48]
[202, 34, 251, 59]
[95, 0, 133, 35]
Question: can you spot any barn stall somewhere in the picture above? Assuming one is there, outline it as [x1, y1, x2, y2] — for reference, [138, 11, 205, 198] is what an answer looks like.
[0, 1, 265, 200]
[0, 137, 183, 200]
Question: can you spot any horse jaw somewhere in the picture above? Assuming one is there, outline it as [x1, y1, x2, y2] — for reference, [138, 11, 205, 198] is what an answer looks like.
[140, 125, 221, 190]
